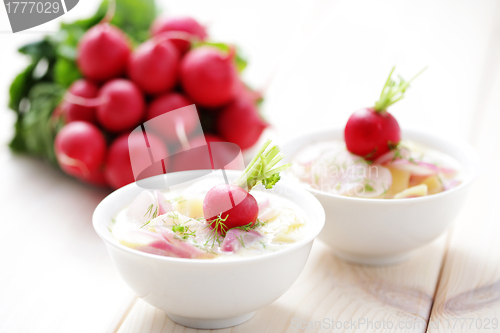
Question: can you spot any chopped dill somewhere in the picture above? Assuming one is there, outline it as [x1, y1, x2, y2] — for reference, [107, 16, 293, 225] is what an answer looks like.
[168, 196, 187, 204]
[171, 216, 196, 239]
[381, 184, 389, 197]
[172, 225, 185, 233]
[204, 214, 229, 248]
[364, 184, 375, 192]
[141, 204, 159, 229]
[140, 220, 151, 229]
[237, 236, 246, 248]
[167, 211, 179, 220]
[144, 204, 158, 219]
[408, 156, 419, 165]
[233, 218, 266, 232]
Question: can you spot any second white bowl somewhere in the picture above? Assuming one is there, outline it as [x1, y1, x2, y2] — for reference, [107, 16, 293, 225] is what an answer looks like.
[281, 128, 479, 265]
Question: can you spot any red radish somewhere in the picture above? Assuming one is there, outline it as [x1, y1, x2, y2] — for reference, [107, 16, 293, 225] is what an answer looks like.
[180, 46, 238, 107]
[77, 23, 131, 82]
[203, 184, 258, 232]
[145, 92, 196, 140]
[61, 79, 99, 123]
[54, 121, 107, 179]
[105, 133, 168, 189]
[202, 140, 290, 234]
[233, 79, 262, 104]
[217, 98, 267, 150]
[127, 38, 180, 95]
[96, 79, 145, 133]
[151, 16, 207, 54]
[344, 67, 425, 160]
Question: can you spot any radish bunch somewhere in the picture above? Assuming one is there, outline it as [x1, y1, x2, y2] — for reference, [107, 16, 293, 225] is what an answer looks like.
[54, 16, 268, 190]
[344, 67, 426, 160]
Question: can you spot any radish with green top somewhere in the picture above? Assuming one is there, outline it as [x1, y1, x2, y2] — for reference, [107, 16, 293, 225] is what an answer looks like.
[344, 67, 426, 160]
[202, 140, 291, 234]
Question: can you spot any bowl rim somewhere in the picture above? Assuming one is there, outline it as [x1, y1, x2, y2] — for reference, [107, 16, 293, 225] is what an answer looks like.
[93, 170, 325, 265]
[280, 127, 481, 204]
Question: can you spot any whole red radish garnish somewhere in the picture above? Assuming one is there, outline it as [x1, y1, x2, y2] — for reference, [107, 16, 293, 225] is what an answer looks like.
[105, 133, 169, 189]
[180, 46, 238, 108]
[77, 23, 131, 82]
[151, 16, 207, 54]
[203, 140, 290, 235]
[54, 121, 107, 179]
[61, 79, 99, 123]
[145, 92, 196, 141]
[96, 79, 145, 133]
[217, 98, 268, 150]
[344, 67, 426, 160]
[127, 38, 180, 95]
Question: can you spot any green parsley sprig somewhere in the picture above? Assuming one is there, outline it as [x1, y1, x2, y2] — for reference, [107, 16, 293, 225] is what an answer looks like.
[234, 140, 291, 190]
[374, 66, 427, 113]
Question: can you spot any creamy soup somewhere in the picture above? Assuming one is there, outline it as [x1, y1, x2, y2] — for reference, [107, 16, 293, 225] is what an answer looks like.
[290, 140, 462, 199]
[111, 177, 309, 260]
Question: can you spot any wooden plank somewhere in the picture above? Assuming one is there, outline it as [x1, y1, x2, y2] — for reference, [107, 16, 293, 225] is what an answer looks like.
[427, 4, 500, 331]
[116, 239, 447, 333]
[0, 154, 137, 333]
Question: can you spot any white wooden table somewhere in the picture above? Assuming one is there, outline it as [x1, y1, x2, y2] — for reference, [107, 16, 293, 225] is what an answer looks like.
[1, 1, 500, 332]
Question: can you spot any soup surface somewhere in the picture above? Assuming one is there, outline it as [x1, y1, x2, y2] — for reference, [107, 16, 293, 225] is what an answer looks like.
[290, 140, 462, 199]
[111, 177, 310, 260]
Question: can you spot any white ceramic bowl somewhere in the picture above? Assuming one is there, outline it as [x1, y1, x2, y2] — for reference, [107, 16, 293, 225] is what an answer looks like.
[281, 128, 479, 265]
[93, 170, 325, 329]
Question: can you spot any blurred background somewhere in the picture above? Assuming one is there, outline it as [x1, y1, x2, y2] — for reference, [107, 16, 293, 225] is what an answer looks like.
[1, 0, 499, 332]
[2, 0, 497, 150]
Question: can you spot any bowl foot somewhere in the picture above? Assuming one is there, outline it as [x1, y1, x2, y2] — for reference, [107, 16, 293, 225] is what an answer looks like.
[331, 249, 413, 265]
[166, 311, 256, 329]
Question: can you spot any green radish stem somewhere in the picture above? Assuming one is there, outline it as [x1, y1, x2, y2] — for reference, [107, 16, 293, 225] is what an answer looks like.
[373, 66, 427, 113]
[102, 0, 116, 24]
[234, 140, 291, 190]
